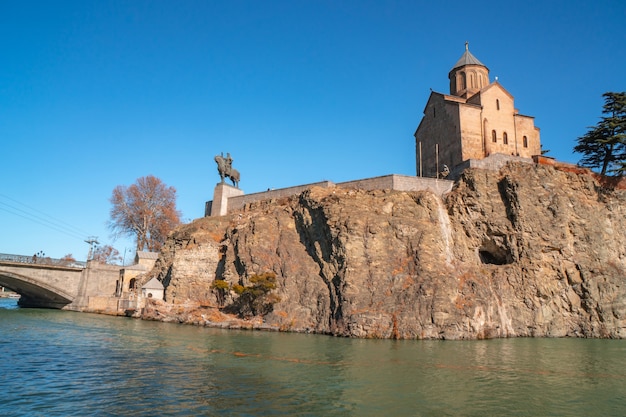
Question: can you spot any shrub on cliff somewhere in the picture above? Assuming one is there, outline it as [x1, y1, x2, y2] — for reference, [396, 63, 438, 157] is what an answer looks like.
[211, 279, 230, 307]
[228, 272, 280, 318]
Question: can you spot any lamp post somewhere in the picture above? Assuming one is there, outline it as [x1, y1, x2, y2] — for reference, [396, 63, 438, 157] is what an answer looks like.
[122, 248, 129, 266]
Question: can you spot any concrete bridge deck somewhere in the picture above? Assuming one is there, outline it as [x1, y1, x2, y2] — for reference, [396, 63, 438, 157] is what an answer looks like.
[0, 261, 82, 308]
[0, 254, 122, 310]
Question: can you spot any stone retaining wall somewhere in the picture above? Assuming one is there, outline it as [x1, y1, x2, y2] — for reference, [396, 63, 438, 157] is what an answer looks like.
[226, 181, 334, 213]
[206, 175, 454, 217]
[337, 174, 453, 195]
[205, 155, 552, 217]
[449, 154, 534, 180]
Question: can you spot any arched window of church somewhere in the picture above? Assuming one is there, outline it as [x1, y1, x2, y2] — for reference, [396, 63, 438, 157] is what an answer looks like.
[460, 72, 466, 90]
[503, 132, 508, 144]
[433, 107, 436, 118]
[496, 99, 500, 110]
[492, 130, 497, 143]
[469, 72, 476, 89]
[523, 136, 528, 148]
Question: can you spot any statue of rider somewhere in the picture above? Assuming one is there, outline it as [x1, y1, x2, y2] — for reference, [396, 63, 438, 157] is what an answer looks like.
[225, 153, 233, 175]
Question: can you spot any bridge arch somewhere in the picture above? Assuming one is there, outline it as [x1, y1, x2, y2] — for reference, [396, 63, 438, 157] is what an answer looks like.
[0, 269, 76, 309]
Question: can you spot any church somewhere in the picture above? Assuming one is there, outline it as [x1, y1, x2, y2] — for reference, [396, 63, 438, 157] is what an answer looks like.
[414, 43, 541, 177]
[207, 44, 546, 217]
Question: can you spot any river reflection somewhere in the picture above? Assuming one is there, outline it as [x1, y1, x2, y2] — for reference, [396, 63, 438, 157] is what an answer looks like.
[0, 298, 625, 416]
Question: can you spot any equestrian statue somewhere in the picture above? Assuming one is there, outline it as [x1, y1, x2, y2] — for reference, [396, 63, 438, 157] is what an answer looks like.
[214, 152, 240, 188]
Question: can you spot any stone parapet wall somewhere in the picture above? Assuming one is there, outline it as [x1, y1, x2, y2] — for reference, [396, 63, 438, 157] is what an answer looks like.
[449, 153, 534, 180]
[224, 181, 334, 213]
[206, 176, 454, 217]
[207, 159, 556, 217]
[337, 174, 453, 195]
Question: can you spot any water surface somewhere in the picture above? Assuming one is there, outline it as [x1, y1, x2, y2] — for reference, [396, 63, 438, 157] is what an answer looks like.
[1, 298, 624, 416]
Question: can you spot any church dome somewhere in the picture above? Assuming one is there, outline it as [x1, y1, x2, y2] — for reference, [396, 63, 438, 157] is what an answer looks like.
[448, 42, 490, 98]
[451, 46, 486, 70]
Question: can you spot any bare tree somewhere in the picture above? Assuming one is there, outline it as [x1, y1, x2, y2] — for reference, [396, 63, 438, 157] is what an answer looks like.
[109, 175, 181, 252]
[58, 254, 76, 266]
[92, 245, 122, 264]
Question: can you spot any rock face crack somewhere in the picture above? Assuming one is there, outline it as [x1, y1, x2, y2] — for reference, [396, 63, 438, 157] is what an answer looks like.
[293, 191, 346, 334]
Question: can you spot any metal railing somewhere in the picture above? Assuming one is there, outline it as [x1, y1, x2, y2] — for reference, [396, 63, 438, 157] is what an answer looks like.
[0, 253, 86, 268]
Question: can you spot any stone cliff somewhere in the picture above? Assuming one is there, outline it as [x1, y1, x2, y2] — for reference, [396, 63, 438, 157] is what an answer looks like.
[143, 163, 626, 339]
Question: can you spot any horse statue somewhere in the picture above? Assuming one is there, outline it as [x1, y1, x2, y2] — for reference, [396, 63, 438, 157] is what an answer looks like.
[214, 153, 240, 188]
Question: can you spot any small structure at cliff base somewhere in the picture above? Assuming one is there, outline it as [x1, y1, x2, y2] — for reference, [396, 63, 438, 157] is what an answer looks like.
[141, 277, 164, 300]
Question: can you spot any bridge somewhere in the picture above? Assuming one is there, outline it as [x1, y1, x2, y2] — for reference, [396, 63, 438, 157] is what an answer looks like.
[0, 253, 121, 310]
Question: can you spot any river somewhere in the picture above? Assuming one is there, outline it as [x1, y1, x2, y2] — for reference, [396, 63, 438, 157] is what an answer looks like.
[1, 297, 625, 416]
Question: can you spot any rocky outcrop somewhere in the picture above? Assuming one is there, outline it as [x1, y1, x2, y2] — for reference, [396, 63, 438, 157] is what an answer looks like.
[144, 163, 626, 339]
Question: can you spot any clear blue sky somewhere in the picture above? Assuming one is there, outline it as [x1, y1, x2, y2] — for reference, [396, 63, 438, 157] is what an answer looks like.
[1, 0, 624, 261]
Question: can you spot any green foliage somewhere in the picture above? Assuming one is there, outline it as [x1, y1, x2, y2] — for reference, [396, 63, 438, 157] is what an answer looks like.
[212, 273, 280, 316]
[235, 272, 279, 318]
[211, 280, 230, 291]
[247, 272, 277, 294]
[574, 92, 626, 176]
[211, 279, 231, 307]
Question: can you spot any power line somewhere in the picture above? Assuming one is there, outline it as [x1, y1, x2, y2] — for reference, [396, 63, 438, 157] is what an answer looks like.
[0, 194, 93, 242]
[0, 201, 85, 240]
[0, 204, 86, 241]
[0, 193, 92, 236]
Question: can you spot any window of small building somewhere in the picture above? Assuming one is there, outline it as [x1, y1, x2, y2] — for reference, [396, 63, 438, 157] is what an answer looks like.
[523, 136, 528, 148]
[496, 99, 500, 110]
[492, 130, 497, 143]
[503, 132, 508, 144]
[433, 107, 436, 118]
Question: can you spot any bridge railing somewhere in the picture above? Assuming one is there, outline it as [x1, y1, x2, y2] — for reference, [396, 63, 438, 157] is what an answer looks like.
[0, 253, 86, 268]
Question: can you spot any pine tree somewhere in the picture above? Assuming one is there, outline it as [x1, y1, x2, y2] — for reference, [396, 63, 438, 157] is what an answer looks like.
[574, 92, 626, 176]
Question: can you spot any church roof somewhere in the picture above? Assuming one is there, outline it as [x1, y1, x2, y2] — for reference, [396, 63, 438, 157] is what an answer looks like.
[142, 277, 164, 290]
[136, 251, 159, 260]
[451, 42, 486, 70]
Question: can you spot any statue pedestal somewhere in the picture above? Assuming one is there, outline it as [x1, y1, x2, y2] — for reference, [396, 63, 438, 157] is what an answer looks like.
[209, 183, 244, 216]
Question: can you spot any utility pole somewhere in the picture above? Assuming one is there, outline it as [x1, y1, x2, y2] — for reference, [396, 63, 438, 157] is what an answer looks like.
[84, 236, 99, 261]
